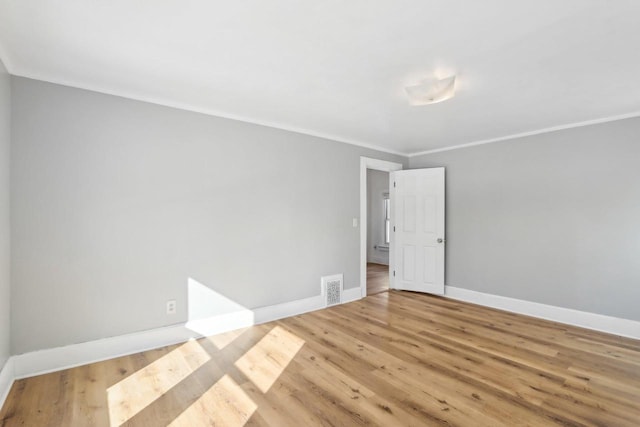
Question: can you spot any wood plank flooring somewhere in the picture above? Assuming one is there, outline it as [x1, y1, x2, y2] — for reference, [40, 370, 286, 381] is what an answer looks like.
[367, 262, 389, 295]
[2, 291, 640, 426]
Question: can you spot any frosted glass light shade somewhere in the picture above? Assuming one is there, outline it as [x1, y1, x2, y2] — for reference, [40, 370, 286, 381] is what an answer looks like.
[405, 75, 456, 105]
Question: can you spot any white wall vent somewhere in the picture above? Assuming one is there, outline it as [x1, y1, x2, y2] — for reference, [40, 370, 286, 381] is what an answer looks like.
[321, 274, 343, 307]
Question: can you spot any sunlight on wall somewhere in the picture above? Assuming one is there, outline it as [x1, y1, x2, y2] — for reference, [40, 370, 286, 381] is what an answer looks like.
[168, 374, 257, 427]
[235, 325, 305, 393]
[186, 278, 255, 337]
[107, 339, 210, 426]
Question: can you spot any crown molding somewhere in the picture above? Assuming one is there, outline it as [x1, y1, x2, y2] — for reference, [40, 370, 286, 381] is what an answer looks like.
[11, 69, 408, 157]
[409, 111, 640, 157]
[8, 66, 640, 160]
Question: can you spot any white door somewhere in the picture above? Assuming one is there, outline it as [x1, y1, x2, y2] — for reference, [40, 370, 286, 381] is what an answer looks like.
[390, 168, 445, 294]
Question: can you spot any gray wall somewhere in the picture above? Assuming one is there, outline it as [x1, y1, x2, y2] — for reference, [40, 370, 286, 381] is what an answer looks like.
[410, 118, 640, 321]
[0, 59, 10, 367]
[11, 74, 637, 355]
[367, 169, 389, 265]
[10, 77, 406, 354]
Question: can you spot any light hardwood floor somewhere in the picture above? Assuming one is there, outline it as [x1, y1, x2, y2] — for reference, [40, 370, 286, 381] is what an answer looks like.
[366, 262, 389, 295]
[2, 291, 640, 426]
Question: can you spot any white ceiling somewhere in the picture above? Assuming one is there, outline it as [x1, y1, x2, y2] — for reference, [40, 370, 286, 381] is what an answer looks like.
[1, 1, 640, 155]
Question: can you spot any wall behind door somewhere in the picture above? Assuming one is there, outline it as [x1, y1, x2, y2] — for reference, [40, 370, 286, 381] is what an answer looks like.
[410, 117, 640, 322]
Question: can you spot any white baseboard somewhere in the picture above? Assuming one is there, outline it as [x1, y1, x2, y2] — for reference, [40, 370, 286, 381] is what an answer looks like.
[10, 283, 636, 400]
[10, 288, 365, 382]
[254, 294, 324, 324]
[12, 324, 200, 380]
[188, 287, 361, 337]
[0, 357, 14, 411]
[342, 287, 363, 304]
[367, 257, 389, 266]
[445, 286, 640, 340]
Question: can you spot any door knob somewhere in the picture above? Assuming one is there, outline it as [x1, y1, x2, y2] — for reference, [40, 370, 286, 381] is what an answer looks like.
[437, 238, 445, 243]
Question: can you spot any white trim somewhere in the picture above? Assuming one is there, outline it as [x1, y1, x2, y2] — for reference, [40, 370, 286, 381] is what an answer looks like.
[368, 255, 389, 265]
[408, 111, 640, 157]
[12, 324, 199, 379]
[342, 287, 363, 304]
[184, 311, 256, 338]
[253, 294, 323, 324]
[360, 157, 403, 299]
[0, 357, 14, 411]
[445, 286, 640, 340]
[12, 71, 406, 157]
[9, 287, 363, 381]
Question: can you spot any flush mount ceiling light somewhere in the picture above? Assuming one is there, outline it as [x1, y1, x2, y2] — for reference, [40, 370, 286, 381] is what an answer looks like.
[405, 75, 456, 106]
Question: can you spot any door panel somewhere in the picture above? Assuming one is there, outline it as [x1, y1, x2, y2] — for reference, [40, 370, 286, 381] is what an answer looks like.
[402, 245, 416, 281]
[391, 168, 445, 294]
[423, 246, 436, 283]
[423, 195, 437, 233]
[402, 196, 416, 232]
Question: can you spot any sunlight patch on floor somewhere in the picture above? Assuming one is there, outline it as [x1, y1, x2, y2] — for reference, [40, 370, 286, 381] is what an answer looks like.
[169, 374, 257, 427]
[234, 325, 305, 393]
[107, 339, 210, 426]
[208, 327, 249, 350]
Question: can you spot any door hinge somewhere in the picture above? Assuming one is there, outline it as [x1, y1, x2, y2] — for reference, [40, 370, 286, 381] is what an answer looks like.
[393, 270, 396, 277]
[393, 226, 396, 232]
[393, 181, 396, 188]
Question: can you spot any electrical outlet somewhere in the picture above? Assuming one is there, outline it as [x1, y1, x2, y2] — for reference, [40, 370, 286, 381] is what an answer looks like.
[166, 300, 177, 315]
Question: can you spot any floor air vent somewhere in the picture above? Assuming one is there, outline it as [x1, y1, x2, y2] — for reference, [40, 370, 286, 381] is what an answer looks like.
[322, 274, 343, 307]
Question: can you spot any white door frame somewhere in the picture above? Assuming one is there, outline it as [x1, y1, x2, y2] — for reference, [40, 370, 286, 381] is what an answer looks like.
[360, 157, 404, 298]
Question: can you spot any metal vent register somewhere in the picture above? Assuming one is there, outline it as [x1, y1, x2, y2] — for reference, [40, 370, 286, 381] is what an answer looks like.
[321, 274, 343, 307]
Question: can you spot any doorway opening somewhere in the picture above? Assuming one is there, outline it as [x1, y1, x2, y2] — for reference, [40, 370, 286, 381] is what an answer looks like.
[359, 157, 403, 298]
[366, 169, 390, 295]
